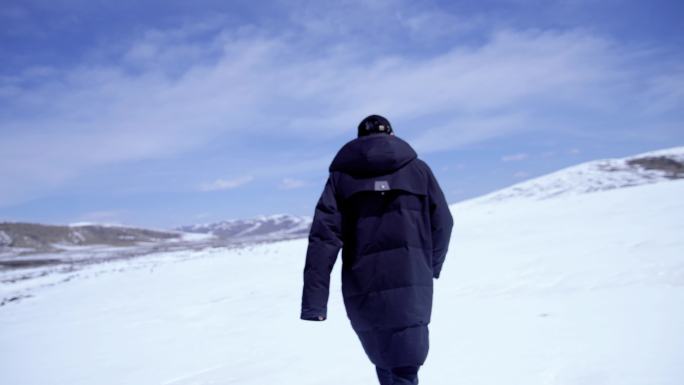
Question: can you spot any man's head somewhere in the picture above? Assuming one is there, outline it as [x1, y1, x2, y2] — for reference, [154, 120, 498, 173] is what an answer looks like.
[357, 115, 394, 137]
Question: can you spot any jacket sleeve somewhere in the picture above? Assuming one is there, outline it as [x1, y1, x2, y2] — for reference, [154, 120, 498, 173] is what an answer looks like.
[300, 174, 343, 321]
[425, 163, 454, 279]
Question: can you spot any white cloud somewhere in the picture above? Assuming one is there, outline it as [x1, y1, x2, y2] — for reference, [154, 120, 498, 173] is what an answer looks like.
[0, 9, 682, 207]
[278, 177, 307, 190]
[501, 153, 529, 162]
[74, 210, 127, 225]
[410, 113, 528, 154]
[199, 176, 254, 192]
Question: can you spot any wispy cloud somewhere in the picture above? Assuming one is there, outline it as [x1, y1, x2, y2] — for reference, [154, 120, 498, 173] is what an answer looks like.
[410, 113, 528, 154]
[199, 176, 254, 192]
[277, 177, 307, 190]
[74, 210, 127, 225]
[501, 153, 529, 162]
[0, 3, 682, 210]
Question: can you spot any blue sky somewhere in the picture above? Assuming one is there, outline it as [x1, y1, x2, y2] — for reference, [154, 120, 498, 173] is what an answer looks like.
[1, 0, 682, 228]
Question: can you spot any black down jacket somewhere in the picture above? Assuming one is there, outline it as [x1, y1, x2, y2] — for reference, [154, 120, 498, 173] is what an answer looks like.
[300, 133, 454, 368]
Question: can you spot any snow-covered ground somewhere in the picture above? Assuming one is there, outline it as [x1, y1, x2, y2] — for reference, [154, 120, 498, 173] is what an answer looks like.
[1, 179, 683, 384]
[478, 146, 684, 202]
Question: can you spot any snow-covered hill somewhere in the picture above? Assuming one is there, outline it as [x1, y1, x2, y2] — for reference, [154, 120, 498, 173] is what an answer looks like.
[1, 150, 683, 384]
[479, 146, 684, 202]
[177, 213, 311, 242]
[0, 222, 195, 257]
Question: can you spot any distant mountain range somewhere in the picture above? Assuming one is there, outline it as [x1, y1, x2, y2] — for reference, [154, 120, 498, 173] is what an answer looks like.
[0, 214, 312, 260]
[176, 214, 312, 242]
[0, 222, 184, 250]
[0, 222, 189, 260]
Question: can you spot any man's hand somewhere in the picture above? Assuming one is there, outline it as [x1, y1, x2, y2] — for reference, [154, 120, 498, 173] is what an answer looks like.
[301, 312, 327, 321]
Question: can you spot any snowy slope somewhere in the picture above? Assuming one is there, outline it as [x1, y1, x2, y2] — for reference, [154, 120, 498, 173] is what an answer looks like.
[479, 146, 684, 202]
[1, 178, 682, 384]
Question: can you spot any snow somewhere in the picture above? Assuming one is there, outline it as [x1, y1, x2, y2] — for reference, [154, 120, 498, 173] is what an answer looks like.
[1, 179, 683, 384]
[68, 230, 86, 244]
[177, 231, 215, 242]
[0, 230, 11, 246]
[478, 146, 684, 203]
[68, 221, 123, 227]
[634, 145, 684, 160]
[178, 213, 312, 240]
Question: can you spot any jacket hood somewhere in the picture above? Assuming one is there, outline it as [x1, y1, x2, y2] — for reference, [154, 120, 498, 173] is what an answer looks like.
[329, 134, 417, 177]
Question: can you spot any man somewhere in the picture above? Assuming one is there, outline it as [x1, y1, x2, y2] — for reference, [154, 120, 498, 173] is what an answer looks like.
[300, 114, 454, 385]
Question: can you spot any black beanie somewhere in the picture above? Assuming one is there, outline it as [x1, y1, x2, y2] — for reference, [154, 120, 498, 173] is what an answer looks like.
[357, 115, 393, 137]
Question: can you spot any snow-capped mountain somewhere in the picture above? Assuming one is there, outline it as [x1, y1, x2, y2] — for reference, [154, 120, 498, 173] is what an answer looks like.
[177, 213, 312, 242]
[478, 146, 684, 203]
